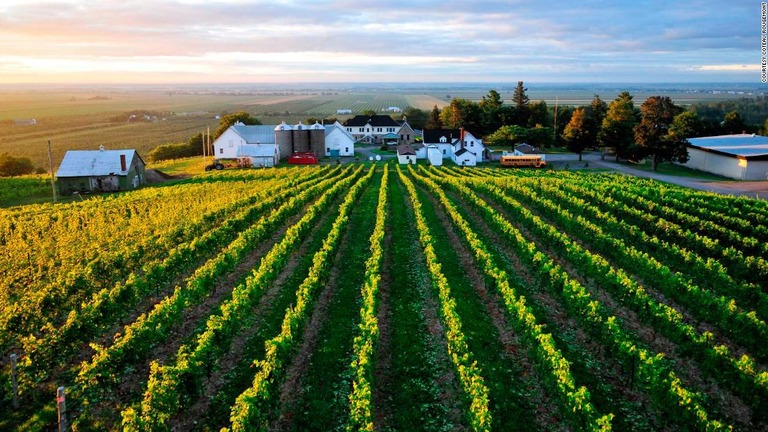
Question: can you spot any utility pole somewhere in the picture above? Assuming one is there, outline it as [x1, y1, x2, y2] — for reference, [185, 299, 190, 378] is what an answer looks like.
[202, 130, 207, 171]
[47, 140, 57, 203]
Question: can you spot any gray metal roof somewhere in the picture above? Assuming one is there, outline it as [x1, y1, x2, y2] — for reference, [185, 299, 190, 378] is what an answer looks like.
[56, 149, 140, 177]
[231, 125, 278, 144]
[687, 134, 768, 158]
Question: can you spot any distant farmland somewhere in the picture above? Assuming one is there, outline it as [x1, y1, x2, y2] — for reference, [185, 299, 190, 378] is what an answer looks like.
[0, 84, 756, 169]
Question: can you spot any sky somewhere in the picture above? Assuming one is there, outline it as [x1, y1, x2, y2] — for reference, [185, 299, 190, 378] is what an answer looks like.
[0, 0, 760, 84]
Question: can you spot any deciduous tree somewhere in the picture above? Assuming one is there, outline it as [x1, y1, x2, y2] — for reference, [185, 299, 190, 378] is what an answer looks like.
[634, 96, 688, 171]
[600, 91, 638, 161]
[212, 111, 261, 141]
[425, 105, 443, 129]
[563, 107, 592, 161]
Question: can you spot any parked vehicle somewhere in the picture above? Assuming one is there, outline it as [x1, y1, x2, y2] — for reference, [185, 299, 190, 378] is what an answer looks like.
[500, 155, 546, 168]
[287, 152, 319, 165]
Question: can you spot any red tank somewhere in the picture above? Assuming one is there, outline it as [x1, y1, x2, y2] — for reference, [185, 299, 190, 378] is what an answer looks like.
[287, 152, 318, 165]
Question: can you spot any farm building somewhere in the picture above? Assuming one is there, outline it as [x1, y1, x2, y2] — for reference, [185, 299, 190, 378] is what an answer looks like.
[56, 147, 146, 194]
[421, 128, 487, 164]
[512, 143, 546, 160]
[213, 123, 279, 160]
[343, 115, 415, 145]
[397, 144, 417, 164]
[236, 144, 279, 168]
[453, 148, 477, 166]
[323, 121, 356, 157]
[426, 145, 443, 166]
[679, 134, 768, 180]
[274, 121, 326, 159]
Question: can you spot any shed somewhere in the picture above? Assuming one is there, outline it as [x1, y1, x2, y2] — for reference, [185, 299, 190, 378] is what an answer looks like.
[426, 145, 443, 166]
[56, 147, 146, 194]
[236, 143, 278, 167]
[397, 144, 417, 165]
[680, 134, 768, 180]
[453, 148, 477, 166]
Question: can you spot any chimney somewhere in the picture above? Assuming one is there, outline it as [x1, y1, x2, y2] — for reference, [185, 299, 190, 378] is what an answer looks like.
[120, 154, 127, 171]
[459, 127, 465, 148]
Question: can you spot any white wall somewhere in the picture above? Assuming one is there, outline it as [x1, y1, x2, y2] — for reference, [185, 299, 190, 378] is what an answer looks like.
[212, 128, 243, 159]
[427, 147, 443, 166]
[325, 128, 355, 156]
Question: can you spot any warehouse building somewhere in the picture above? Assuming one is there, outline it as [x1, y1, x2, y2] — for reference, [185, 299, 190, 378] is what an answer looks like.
[680, 134, 768, 180]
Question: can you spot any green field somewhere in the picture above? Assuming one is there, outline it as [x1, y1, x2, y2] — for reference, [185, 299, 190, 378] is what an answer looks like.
[0, 84, 756, 171]
[0, 164, 767, 431]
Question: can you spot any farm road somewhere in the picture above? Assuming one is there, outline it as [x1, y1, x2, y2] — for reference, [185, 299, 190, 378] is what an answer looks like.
[547, 152, 768, 199]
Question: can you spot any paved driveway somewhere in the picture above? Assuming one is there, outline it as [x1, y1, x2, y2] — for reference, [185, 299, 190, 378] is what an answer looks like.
[548, 152, 768, 199]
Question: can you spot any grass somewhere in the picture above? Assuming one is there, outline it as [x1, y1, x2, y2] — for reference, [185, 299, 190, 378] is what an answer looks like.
[148, 156, 207, 177]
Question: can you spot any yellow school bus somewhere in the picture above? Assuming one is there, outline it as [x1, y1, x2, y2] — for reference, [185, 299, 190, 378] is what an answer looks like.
[500, 155, 546, 168]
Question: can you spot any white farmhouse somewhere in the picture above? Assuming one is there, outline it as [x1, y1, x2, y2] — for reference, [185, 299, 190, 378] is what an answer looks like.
[343, 115, 415, 145]
[679, 134, 768, 180]
[422, 128, 486, 164]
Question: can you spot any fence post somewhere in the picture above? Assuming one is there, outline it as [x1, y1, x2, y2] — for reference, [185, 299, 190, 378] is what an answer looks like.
[10, 354, 18, 409]
[57, 386, 67, 432]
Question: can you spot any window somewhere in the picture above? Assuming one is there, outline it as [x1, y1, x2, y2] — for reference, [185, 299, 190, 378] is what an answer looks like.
[367, 128, 370, 132]
[407, 134, 410, 140]
[347, 127, 352, 132]
[345, 147, 349, 152]
[377, 127, 382, 132]
[443, 149, 446, 155]
[219, 148, 223, 154]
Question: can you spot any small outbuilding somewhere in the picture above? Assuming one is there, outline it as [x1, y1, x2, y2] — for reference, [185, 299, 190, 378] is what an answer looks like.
[680, 134, 768, 180]
[397, 144, 417, 165]
[56, 147, 146, 194]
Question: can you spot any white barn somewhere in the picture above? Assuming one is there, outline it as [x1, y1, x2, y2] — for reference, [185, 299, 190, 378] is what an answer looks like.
[324, 121, 356, 157]
[213, 123, 278, 160]
[680, 134, 768, 180]
[422, 128, 486, 164]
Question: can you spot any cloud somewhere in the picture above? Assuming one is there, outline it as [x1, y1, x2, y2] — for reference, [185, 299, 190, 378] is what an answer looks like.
[0, 0, 759, 82]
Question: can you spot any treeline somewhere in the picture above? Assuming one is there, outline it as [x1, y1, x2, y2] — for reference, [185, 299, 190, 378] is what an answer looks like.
[395, 82, 768, 171]
[148, 112, 261, 162]
[0, 153, 45, 177]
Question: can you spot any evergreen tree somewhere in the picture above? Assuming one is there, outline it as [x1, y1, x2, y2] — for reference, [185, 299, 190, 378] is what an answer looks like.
[527, 100, 551, 128]
[634, 96, 688, 171]
[479, 89, 504, 135]
[512, 81, 530, 126]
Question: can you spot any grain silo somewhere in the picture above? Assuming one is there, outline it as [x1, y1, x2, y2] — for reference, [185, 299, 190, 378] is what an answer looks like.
[274, 122, 294, 160]
[293, 122, 310, 153]
[309, 122, 325, 158]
